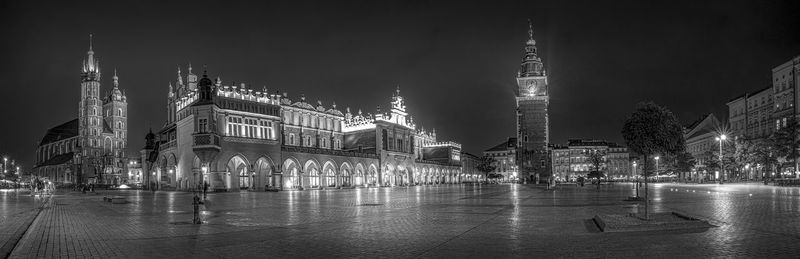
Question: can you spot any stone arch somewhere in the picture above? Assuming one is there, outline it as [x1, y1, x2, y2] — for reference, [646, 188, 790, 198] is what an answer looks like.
[304, 159, 321, 188]
[383, 163, 395, 186]
[282, 157, 301, 189]
[354, 162, 365, 186]
[103, 137, 113, 155]
[226, 155, 250, 191]
[253, 156, 274, 190]
[340, 162, 353, 187]
[322, 160, 337, 187]
[367, 163, 378, 186]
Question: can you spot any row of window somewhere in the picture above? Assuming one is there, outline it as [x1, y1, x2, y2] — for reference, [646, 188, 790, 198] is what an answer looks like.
[225, 117, 275, 139]
[285, 133, 341, 149]
[283, 110, 341, 131]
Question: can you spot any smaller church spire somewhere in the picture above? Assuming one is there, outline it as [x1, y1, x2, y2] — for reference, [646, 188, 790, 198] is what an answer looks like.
[188, 63, 193, 74]
[113, 68, 119, 88]
[176, 66, 183, 85]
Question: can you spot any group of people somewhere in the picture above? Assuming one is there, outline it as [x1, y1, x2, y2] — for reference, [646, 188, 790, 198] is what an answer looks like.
[30, 177, 55, 195]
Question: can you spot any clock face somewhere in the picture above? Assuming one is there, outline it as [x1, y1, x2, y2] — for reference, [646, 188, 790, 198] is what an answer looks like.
[528, 82, 537, 94]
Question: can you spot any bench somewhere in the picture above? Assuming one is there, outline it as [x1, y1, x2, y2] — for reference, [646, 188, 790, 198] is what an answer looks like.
[104, 196, 127, 204]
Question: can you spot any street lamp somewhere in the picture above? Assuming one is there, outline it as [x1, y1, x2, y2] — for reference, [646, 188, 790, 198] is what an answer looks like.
[715, 134, 727, 183]
[654, 156, 660, 179]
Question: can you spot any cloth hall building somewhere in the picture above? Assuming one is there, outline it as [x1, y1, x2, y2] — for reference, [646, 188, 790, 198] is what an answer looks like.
[142, 68, 473, 191]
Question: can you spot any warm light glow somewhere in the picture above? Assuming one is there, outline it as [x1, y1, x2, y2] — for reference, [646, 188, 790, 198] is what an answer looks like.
[654, 156, 660, 160]
[202, 166, 208, 172]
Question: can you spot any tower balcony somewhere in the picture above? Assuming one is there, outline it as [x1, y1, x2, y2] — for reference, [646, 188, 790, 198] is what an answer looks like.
[192, 132, 222, 163]
[192, 133, 221, 151]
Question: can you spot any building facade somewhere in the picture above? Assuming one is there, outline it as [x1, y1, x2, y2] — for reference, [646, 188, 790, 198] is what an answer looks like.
[727, 86, 774, 140]
[33, 36, 129, 185]
[550, 139, 628, 181]
[515, 22, 551, 182]
[484, 137, 518, 181]
[143, 69, 466, 191]
[774, 56, 799, 126]
[684, 113, 723, 180]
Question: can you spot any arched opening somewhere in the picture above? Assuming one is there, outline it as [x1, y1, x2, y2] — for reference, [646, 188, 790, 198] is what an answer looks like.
[226, 155, 249, 191]
[323, 162, 337, 187]
[254, 157, 273, 190]
[354, 163, 364, 186]
[282, 158, 300, 189]
[304, 160, 320, 188]
[340, 162, 352, 187]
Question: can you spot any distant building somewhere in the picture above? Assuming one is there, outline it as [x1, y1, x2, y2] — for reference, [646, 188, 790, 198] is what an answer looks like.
[459, 152, 483, 182]
[773, 56, 799, 128]
[550, 139, 628, 181]
[126, 157, 143, 185]
[684, 113, 722, 180]
[726, 86, 773, 140]
[33, 36, 129, 185]
[484, 138, 518, 180]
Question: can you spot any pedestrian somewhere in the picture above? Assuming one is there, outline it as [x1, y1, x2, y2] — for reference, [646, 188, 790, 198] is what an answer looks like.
[203, 181, 208, 199]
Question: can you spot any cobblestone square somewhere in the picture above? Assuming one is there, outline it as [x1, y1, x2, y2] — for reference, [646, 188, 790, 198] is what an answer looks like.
[2, 183, 800, 258]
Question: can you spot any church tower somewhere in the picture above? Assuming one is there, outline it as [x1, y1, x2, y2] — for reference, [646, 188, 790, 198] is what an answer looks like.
[515, 20, 550, 182]
[103, 69, 128, 157]
[79, 34, 103, 156]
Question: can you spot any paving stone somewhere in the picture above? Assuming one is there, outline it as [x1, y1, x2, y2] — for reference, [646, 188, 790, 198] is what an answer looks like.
[1, 183, 799, 258]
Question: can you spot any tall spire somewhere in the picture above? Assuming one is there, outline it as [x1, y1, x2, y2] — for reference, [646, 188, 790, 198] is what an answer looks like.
[113, 68, 119, 88]
[81, 33, 100, 79]
[188, 63, 193, 74]
[527, 19, 535, 45]
[88, 33, 94, 53]
[519, 19, 543, 77]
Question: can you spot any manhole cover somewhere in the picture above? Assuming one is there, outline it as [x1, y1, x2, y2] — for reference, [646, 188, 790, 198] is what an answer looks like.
[359, 203, 383, 207]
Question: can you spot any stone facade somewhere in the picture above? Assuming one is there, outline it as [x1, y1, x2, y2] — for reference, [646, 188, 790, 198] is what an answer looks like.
[33, 36, 129, 185]
[484, 138, 518, 181]
[515, 21, 551, 182]
[549, 139, 628, 181]
[143, 70, 465, 191]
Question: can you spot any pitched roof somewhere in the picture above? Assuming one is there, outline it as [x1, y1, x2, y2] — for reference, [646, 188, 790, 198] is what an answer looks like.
[35, 152, 73, 168]
[39, 119, 79, 146]
[485, 137, 517, 152]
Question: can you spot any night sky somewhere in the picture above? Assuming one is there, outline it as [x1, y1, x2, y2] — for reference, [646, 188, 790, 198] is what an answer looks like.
[1, 0, 799, 169]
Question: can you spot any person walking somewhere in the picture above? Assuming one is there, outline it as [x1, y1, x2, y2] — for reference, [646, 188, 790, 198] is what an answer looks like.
[203, 181, 208, 199]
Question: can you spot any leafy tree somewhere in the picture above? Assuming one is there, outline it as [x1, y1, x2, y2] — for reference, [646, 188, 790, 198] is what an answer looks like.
[586, 150, 605, 189]
[475, 155, 497, 183]
[663, 151, 696, 178]
[621, 102, 685, 220]
[769, 123, 800, 178]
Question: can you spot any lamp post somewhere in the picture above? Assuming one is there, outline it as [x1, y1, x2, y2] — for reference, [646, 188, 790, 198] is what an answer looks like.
[654, 156, 660, 182]
[715, 134, 727, 183]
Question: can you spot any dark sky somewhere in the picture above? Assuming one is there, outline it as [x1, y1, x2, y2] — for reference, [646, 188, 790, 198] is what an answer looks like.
[1, 0, 799, 169]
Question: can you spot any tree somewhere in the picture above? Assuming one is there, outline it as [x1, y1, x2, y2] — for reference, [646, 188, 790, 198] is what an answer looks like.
[769, 123, 800, 178]
[664, 151, 696, 179]
[733, 138, 757, 180]
[586, 150, 606, 189]
[475, 155, 497, 183]
[621, 102, 685, 220]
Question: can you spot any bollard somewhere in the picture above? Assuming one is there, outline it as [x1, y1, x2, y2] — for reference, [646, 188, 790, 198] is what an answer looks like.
[193, 195, 202, 224]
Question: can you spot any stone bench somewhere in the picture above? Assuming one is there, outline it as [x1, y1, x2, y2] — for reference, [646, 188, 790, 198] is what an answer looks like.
[104, 196, 127, 204]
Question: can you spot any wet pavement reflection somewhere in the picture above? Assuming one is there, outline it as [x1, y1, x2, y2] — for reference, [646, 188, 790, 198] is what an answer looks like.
[3, 183, 800, 258]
